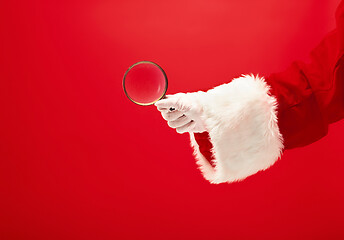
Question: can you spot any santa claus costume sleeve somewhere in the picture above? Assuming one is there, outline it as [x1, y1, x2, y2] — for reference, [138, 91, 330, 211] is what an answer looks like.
[191, 0, 344, 184]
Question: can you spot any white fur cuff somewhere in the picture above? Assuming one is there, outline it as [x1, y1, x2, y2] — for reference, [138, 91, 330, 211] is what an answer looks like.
[190, 75, 284, 184]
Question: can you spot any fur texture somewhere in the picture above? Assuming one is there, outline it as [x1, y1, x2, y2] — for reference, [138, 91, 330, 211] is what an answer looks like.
[190, 75, 284, 184]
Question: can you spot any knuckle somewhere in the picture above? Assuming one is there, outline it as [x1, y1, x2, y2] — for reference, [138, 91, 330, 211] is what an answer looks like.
[167, 121, 176, 128]
[166, 112, 175, 121]
[170, 112, 183, 121]
[161, 113, 168, 120]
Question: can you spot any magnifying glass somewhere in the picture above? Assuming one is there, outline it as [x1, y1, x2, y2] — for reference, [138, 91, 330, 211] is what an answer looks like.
[123, 61, 168, 106]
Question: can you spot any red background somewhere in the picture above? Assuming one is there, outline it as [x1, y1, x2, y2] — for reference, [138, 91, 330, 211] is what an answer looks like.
[1, 0, 344, 239]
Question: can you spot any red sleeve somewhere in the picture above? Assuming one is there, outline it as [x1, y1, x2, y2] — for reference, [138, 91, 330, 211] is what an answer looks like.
[265, 0, 344, 149]
[194, 0, 344, 165]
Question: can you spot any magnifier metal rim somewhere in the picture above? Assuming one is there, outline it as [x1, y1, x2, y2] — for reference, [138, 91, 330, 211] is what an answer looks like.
[123, 61, 168, 106]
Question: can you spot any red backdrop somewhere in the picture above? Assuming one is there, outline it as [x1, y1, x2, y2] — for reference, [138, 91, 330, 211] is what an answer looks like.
[1, 0, 344, 239]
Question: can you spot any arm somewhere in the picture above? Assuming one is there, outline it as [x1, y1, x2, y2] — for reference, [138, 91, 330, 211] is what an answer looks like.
[271, 0, 344, 150]
[156, 1, 344, 184]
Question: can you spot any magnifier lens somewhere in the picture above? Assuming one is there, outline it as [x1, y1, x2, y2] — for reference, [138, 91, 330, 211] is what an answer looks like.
[123, 62, 167, 105]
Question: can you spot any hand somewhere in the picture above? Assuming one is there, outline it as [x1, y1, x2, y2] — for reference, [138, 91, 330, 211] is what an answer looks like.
[155, 92, 207, 134]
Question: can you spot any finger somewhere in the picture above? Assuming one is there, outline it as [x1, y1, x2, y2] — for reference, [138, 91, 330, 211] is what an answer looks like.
[162, 110, 184, 121]
[168, 115, 191, 128]
[157, 105, 177, 112]
[157, 106, 168, 112]
[176, 121, 196, 134]
[154, 98, 180, 110]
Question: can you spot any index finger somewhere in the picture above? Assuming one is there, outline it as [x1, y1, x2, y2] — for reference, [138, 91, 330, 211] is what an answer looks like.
[154, 98, 178, 109]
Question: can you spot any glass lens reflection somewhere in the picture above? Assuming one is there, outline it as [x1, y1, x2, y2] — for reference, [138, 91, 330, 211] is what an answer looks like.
[124, 62, 167, 105]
